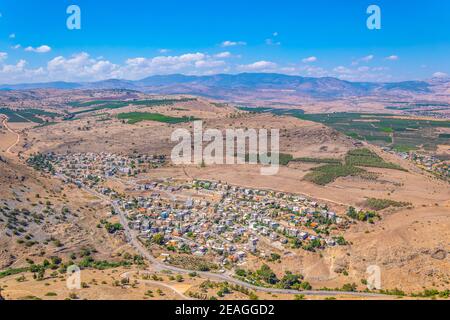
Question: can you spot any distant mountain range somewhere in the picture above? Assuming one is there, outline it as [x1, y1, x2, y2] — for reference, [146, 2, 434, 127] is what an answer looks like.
[0, 73, 446, 99]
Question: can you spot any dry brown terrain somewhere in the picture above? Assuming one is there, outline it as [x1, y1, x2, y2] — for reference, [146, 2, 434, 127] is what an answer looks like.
[1, 93, 449, 299]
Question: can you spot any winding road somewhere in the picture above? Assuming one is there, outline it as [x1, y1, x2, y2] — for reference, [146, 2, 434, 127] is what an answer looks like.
[1, 116, 21, 155]
[61, 173, 389, 299]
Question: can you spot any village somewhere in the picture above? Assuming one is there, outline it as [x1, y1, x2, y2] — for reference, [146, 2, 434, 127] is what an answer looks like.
[27, 152, 350, 270]
[383, 147, 450, 181]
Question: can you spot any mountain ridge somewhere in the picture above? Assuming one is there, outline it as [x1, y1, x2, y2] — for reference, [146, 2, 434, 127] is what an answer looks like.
[0, 73, 444, 99]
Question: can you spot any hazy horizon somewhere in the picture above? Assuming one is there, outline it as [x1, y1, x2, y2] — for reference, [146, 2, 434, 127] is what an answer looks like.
[0, 0, 449, 84]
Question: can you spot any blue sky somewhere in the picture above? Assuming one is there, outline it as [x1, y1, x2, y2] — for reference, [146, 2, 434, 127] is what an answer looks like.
[0, 0, 448, 83]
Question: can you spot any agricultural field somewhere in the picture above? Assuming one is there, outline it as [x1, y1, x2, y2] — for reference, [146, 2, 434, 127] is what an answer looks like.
[294, 113, 450, 151]
[302, 148, 405, 185]
[0, 108, 60, 124]
[67, 98, 198, 117]
[117, 112, 196, 124]
[304, 164, 369, 185]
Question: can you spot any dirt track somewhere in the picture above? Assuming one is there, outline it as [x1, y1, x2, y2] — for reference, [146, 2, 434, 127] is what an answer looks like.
[0, 117, 21, 155]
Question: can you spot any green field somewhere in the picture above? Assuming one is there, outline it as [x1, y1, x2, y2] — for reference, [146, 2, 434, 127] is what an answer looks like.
[365, 198, 411, 211]
[117, 112, 196, 124]
[304, 164, 368, 185]
[345, 148, 406, 171]
[294, 113, 450, 151]
[69, 102, 129, 116]
[245, 153, 294, 166]
[303, 148, 405, 185]
[0, 108, 60, 123]
[67, 98, 197, 117]
[291, 157, 342, 164]
[240, 109, 450, 151]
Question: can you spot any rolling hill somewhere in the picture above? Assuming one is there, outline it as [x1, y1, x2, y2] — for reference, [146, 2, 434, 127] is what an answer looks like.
[0, 73, 441, 100]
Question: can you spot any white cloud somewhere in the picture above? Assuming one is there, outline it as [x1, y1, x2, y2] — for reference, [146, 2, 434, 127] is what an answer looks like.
[12, 44, 21, 50]
[333, 66, 352, 74]
[298, 65, 328, 77]
[47, 52, 120, 81]
[25, 45, 52, 53]
[352, 54, 374, 65]
[214, 51, 232, 58]
[265, 38, 281, 46]
[330, 65, 392, 82]
[0, 59, 46, 83]
[221, 40, 246, 47]
[385, 55, 399, 61]
[238, 61, 277, 72]
[9, 33, 16, 39]
[195, 60, 226, 68]
[122, 52, 230, 79]
[0, 49, 398, 84]
[361, 55, 374, 62]
[432, 72, 448, 78]
[302, 56, 317, 63]
[158, 49, 170, 54]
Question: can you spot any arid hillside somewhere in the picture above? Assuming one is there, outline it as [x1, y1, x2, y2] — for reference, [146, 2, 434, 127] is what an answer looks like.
[1, 93, 449, 299]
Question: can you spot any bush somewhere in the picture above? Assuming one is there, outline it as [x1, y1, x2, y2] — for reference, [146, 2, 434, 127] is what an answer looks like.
[366, 198, 411, 211]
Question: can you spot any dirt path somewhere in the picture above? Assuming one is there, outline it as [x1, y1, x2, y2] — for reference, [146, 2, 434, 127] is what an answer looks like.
[1, 117, 21, 155]
[120, 271, 194, 300]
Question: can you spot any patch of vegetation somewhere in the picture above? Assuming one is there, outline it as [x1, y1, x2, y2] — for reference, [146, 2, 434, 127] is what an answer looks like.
[347, 207, 379, 223]
[27, 153, 54, 174]
[19, 295, 42, 300]
[100, 220, 124, 234]
[380, 127, 394, 133]
[365, 198, 411, 211]
[410, 289, 450, 299]
[363, 135, 392, 143]
[302, 149, 406, 185]
[117, 112, 197, 124]
[45, 292, 58, 297]
[235, 266, 311, 290]
[69, 102, 129, 116]
[345, 149, 406, 171]
[304, 164, 367, 185]
[167, 255, 219, 272]
[78, 256, 133, 270]
[0, 267, 29, 279]
[393, 144, 418, 153]
[238, 107, 305, 117]
[0, 108, 59, 123]
[67, 98, 197, 115]
[292, 157, 342, 164]
[294, 112, 450, 151]
[245, 153, 294, 166]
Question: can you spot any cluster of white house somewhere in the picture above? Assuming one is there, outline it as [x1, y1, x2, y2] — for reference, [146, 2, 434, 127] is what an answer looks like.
[45, 152, 166, 187]
[112, 179, 348, 265]
[44, 153, 348, 266]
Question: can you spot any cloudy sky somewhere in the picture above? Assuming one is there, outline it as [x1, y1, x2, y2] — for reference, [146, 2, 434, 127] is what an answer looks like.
[0, 0, 448, 84]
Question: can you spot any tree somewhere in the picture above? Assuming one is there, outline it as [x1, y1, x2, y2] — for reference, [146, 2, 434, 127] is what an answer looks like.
[280, 271, 302, 289]
[235, 269, 247, 277]
[347, 206, 357, 219]
[152, 233, 165, 245]
[256, 264, 278, 285]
